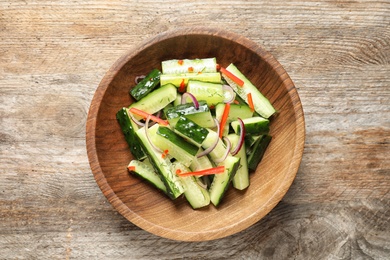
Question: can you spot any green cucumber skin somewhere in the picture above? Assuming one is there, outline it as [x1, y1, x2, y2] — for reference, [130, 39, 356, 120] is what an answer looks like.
[244, 134, 262, 150]
[209, 156, 241, 206]
[232, 117, 270, 135]
[130, 83, 177, 119]
[224, 63, 276, 118]
[174, 116, 209, 146]
[156, 126, 199, 156]
[116, 108, 146, 160]
[135, 125, 184, 199]
[130, 69, 161, 101]
[246, 121, 269, 135]
[162, 58, 217, 74]
[247, 135, 272, 171]
[128, 159, 167, 194]
[165, 100, 210, 119]
[164, 100, 214, 128]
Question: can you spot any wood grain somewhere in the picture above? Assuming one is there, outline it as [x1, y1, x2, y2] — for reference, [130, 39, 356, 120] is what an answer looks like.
[1, 0, 389, 258]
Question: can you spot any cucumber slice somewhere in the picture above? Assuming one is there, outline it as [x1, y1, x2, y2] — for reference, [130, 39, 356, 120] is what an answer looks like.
[130, 69, 161, 101]
[116, 107, 147, 160]
[172, 162, 210, 209]
[174, 116, 210, 147]
[186, 80, 224, 106]
[201, 129, 227, 162]
[222, 63, 276, 118]
[189, 149, 214, 172]
[173, 93, 182, 107]
[174, 116, 227, 163]
[189, 150, 214, 190]
[227, 134, 249, 190]
[209, 156, 240, 206]
[152, 126, 199, 167]
[164, 101, 214, 128]
[215, 103, 254, 122]
[215, 103, 254, 137]
[160, 72, 221, 88]
[162, 58, 217, 74]
[135, 124, 185, 199]
[244, 134, 262, 151]
[247, 135, 272, 171]
[128, 159, 167, 193]
[130, 83, 177, 120]
[231, 117, 270, 135]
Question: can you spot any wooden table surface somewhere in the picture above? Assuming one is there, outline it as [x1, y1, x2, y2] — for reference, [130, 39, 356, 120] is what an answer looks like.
[1, 0, 389, 259]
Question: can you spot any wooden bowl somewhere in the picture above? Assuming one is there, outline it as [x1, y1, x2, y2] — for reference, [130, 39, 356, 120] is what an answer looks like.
[86, 27, 305, 241]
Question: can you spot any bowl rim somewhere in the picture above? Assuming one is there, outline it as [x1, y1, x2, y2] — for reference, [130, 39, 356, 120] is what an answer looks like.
[86, 27, 305, 241]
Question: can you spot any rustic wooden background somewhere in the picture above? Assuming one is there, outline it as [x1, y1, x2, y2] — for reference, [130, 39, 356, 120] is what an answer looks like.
[1, 0, 389, 259]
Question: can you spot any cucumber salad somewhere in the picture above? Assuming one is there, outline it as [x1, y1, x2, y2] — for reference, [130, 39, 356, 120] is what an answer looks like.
[116, 58, 275, 209]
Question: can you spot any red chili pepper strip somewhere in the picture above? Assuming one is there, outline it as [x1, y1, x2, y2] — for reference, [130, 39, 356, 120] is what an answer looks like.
[127, 166, 136, 172]
[220, 67, 244, 87]
[247, 92, 254, 112]
[177, 166, 225, 177]
[219, 103, 230, 138]
[178, 78, 186, 93]
[129, 107, 169, 126]
[161, 149, 169, 158]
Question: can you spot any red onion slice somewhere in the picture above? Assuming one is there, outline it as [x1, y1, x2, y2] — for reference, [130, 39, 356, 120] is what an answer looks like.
[129, 109, 161, 127]
[222, 84, 235, 104]
[148, 110, 162, 127]
[154, 110, 162, 119]
[231, 118, 245, 156]
[196, 177, 208, 189]
[214, 137, 231, 163]
[145, 115, 164, 153]
[181, 92, 200, 110]
[197, 118, 220, 158]
[129, 111, 145, 127]
[135, 75, 146, 84]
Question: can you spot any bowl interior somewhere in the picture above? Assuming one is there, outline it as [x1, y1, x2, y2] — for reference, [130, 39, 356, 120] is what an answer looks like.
[87, 29, 305, 241]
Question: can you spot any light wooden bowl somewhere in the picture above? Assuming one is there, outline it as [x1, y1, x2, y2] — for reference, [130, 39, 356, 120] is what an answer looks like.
[86, 28, 305, 241]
